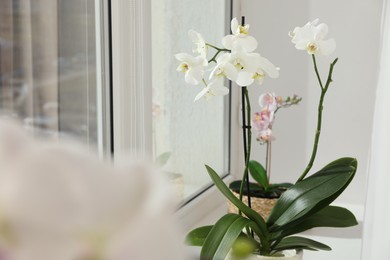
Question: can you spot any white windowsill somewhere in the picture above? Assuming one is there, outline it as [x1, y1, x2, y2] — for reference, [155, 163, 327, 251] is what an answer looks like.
[182, 198, 365, 260]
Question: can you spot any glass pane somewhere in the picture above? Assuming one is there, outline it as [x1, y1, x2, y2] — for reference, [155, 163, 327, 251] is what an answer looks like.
[151, 0, 229, 203]
[0, 0, 104, 150]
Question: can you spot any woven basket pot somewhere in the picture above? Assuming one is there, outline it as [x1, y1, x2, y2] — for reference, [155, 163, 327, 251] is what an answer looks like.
[228, 191, 278, 220]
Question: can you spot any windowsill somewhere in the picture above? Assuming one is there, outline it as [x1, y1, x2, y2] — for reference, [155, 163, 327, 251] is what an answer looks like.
[182, 201, 365, 260]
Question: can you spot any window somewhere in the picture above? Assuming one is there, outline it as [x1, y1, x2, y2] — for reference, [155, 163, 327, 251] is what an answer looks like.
[151, 0, 231, 204]
[0, 0, 110, 156]
[1, 0, 232, 210]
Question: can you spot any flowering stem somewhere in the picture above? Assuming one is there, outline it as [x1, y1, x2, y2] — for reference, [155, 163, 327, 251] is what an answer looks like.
[206, 43, 229, 52]
[239, 88, 252, 206]
[297, 57, 338, 182]
[312, 55, 324, 90]
[206, 43, 230, 63]
[266, 141, 272, 186]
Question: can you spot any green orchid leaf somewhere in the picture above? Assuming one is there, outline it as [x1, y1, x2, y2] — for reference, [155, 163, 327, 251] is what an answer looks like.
[229, 180, 263, 193]
[273, 236, 331, 251]
[269, 183, 293, 189]
[267, 157, 357, 230]
[248, 160, 269, 190]
[205, 165, 269, 241]
[200, 214, 253, 260]
[271, 206, 358, 239]
[185, 225, 213, 247]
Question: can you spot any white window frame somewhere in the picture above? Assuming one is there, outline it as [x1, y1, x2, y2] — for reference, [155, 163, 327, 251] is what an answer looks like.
[110, 0, 243, 231]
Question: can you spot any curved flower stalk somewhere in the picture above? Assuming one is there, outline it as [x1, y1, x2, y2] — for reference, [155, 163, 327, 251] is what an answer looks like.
[290, 19, 339, 182]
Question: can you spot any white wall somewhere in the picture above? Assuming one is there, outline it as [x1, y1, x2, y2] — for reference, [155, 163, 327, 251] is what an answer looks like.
[240, 0, 383, 205]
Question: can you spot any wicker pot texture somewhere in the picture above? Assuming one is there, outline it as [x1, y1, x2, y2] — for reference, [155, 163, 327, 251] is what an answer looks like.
[228, 191, 278, 220]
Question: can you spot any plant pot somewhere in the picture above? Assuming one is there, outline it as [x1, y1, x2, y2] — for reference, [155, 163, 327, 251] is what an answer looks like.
[227, 181, 291, 220]
[227, 191, 278, 220]
[226, 250, 303, 260]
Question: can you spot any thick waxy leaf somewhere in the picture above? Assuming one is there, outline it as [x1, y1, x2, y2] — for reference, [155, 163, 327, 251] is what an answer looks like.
[271, 206, 358, 239]
[269, 183, 293, 189]
[229, 180, 263, 193]
[249, 160, 268, 189]
[205, 165, 268, 240]
[273, 236, 331, 251]
[200, 214, 253, 260]
[185, 225, 213, 246]
[267, 157, 357, 229]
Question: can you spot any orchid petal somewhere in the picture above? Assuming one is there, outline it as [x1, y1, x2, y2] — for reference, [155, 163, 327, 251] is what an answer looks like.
[185, 69, 202, 85]
[258, 57, 279, 78]
[315, 23, 329, 41]
[222, 35, 235, 50]
[231, 18, 239, 35]
[319, 38, 336, 56]
[175, 53, 195, 63]
[236, 71, 254, 86]
[194, 87, 209, 102]
[235, 36, 258, 52]
[223, 63, 238, 81]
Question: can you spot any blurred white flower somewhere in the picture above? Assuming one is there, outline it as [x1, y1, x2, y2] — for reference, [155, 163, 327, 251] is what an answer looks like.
[175, 53, 207, 85]
[188, 30, 207, 58]
[0, 120, 187, 260]
[289, 19, 336, 56]
[222, 17, 258, 52]
[209, 53, 238, 81]
[194, 79, 229, 101]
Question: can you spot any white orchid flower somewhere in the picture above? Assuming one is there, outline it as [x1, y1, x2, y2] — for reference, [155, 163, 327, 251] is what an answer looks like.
[175, 53, 208, 85]
[289, 19, 336, 56]
[233, 51, 279, 87]
[222, 17, 258, 52]
[188, 30, 207, 58]
[228, 50, 258, 86]
[252, 55, 280, 85]
[209, 53, 238, 81]
[194, 79, 229, 102]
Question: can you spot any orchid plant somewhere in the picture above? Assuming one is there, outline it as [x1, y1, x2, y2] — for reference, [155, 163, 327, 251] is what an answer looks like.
[230, 93, 303, 198]
[176, 17, 358, 259]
